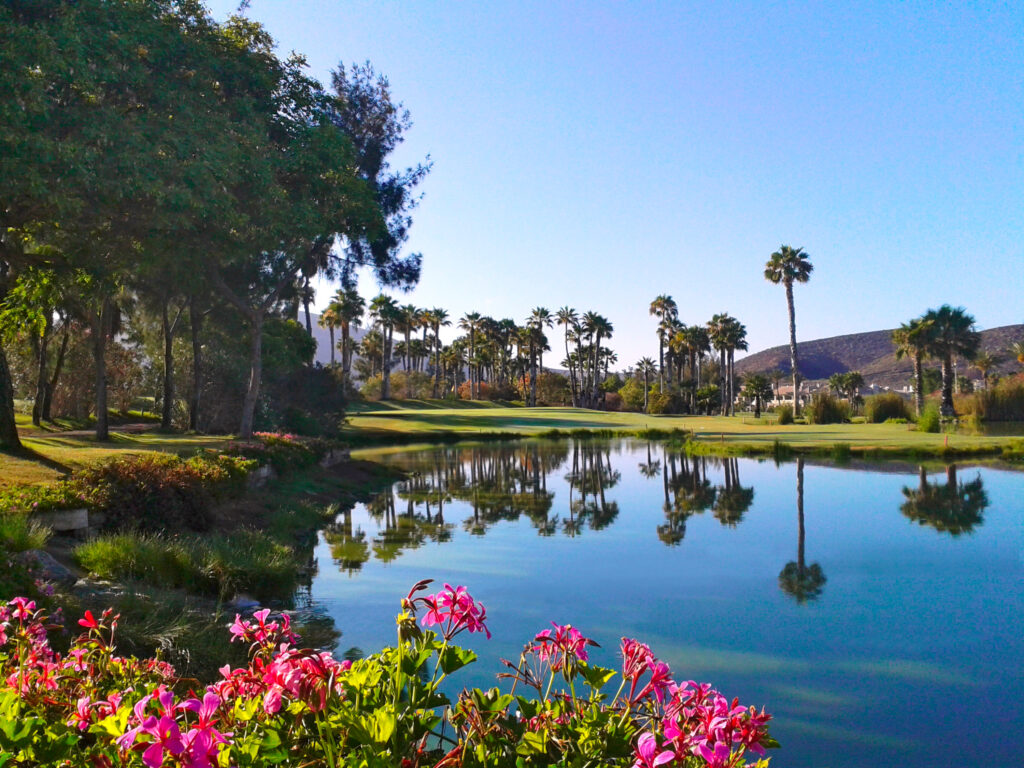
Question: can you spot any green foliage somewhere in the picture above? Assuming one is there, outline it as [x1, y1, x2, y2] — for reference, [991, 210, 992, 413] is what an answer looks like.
[0, 515, 52, 553]
[617, 378, 646, 412]
[969, 374, 1024, 421]
[0, 483, 87, 517]
[775, 404, 795, 425]
[535, 372, 570, 405]
[74, 530, 295, 599]
[805, 393, 850, 425]
[917, 403, 941, 433]
[864, 393, 913, 423]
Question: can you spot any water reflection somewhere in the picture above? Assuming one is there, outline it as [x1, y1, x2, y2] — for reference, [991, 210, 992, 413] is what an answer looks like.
[900, 465, 989, 536]
[778, 458, 827, 604]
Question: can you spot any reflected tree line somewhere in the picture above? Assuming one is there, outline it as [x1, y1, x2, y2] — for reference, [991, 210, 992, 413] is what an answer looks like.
[321, 443, 992, 602]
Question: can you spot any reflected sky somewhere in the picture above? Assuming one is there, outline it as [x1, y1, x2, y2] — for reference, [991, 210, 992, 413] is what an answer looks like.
[308, 440, 1024, 768]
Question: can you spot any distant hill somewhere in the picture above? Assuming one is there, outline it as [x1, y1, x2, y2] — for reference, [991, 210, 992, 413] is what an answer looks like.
[736, 324, 1024, 389]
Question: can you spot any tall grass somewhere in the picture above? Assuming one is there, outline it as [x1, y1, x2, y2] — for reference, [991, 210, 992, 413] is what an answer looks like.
[917, 403, 941, 433]
[0, 515, 52, 552]
[775, 404, 794, 425]
[74, 530, 295, 599]
[864, 393, 913, 423]
[805, 394, 850, 425]
[969, 374, 1024, 422]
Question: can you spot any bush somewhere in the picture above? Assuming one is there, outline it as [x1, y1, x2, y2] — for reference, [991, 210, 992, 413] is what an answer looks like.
[603, 391, 623, 411]
[917, 402, 941, 433]
[0, 483, 88, 517]
[226, 432, 333, 474]
[864, 393, 913, 423]
[617, 378, 646, 412]
[0, 515, 52, 552]
[805, 393, 850, 425]
[0, 586, 776, 768]
[969, 374, 1024, 421]
[388, 370, 435, 400]
[75, 453, 253, 532]
[775, 403, 794, 425]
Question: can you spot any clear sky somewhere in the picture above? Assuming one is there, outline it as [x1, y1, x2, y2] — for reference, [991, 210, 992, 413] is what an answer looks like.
[206, 0, 1023, 363]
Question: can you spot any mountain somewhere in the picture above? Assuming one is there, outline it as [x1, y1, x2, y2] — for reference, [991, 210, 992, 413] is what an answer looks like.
[306, 312, 367, 367]
[735, 324, 1024, 389]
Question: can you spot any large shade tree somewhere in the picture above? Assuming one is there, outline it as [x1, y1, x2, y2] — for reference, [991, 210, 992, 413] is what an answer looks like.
[922, 305, 981, 417]
[764, 245, 814, 415]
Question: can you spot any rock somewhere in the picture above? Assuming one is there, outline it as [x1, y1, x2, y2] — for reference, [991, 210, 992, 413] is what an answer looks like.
[228, 594, 261, 613]
[19, 549, 77, 588]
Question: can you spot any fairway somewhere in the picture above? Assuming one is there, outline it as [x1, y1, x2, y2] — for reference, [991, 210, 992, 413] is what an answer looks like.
[343, 401, 1024, 453]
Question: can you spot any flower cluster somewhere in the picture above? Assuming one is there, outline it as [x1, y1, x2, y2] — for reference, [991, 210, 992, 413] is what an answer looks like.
[228, 608, 300, 648]
[532, 622, 596, 671]
[411, 581, 491, 640]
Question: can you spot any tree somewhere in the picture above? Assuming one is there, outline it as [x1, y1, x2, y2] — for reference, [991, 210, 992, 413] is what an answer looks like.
[921, 305, 981, 417]
[901, 465, 989, 536]
[317, 305, 341, 366]
[649, 295, 677, 390]
[764, 245, 814, 415]
[637, 357, 656, 412]
[426, 307, 450, 398]
[971, 350, 999, 389]
[556, 307, 579, 407]
[458, 312, 482, 399]
[369, 294, 400, 400]
[892, 317, 934, 417]
[1010, 340, 1024, 367]
[828, 371, 865, 411]
[527, 307, 552, 406]
[742, 373, 773, 418]
[583, 313, 613, 409]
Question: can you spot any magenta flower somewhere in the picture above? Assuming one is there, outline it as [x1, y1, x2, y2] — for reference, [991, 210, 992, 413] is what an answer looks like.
[633, 732, 676, 768]
[418, 583, 491, 640]
[532, 623, 595, 671]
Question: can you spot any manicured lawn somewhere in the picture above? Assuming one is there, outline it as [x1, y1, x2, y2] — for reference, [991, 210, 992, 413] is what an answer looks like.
[344, 401, 1024, 453]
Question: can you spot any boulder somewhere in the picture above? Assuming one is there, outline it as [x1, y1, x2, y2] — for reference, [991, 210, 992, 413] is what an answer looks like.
[19, 549, 77, 588]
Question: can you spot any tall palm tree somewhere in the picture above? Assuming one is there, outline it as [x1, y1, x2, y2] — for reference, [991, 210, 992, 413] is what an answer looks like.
[556, 307, 579, 407]
[1010, 340, 1024, 368]
[527, 307, 553, 406]
[582, 312, 613, 408]
[649, 295, 678, 390]
[317, 305, 341, 366]
[330, 288, 365, 382]
[778, 458, 826, 603]
[427, 307, 451, 397]
[458, 312, 482, 399]
[368, 294, 400, 400]
[742, 373, 773, 418]
[723, 316, 748, 416]
[922, 305, 981, 417]
[764, 245, 814, 415]
[637, 357, 656, 412]
[707, 313, 730, 415]
[970, 350, 998, 390]
[892, 317, 933, 417]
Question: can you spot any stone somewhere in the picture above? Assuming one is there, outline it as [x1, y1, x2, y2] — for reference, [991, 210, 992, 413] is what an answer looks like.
[19, 549, 77, 588]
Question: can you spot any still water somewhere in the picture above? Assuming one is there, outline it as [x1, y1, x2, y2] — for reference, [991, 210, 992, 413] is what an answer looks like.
[306, 440, 1023, 768]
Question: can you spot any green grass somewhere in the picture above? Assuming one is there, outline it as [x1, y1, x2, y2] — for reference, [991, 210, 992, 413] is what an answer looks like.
[74, 530, 295, 600]
[0, 514, 52, 552]
[344, 403, 1024, 458]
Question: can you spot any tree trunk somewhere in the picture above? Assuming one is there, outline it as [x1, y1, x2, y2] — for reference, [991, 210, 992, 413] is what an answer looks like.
[719, 349, 727, 415]
[32, 313, 53, 427]
[786, 281, 801, 415]
[160, 301, 175, 430]
[381, 326, 392, 400]
[728, 349, 736, 416]
[658, 336, 664, 391]
[43, 321, 70, 422]
[530, 343, 538, 407]
[913, 353, 924, 418]
[302, 275, 312, 335]
[189, 297, 203, 432]
[92, 297, 112, 442]
[0, 340, 21, 451]
[940, 353, 954, 417]
[239, 313, 263, 438]
[591, 333, 602, 409]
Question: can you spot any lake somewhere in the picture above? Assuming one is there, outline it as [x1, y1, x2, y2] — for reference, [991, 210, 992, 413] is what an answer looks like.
[306, 439, 1023, 767]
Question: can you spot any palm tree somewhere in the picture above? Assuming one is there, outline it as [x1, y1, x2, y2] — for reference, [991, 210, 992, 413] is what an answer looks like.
[427, 307, 451, 397]
[527, 307, 553, 406]
[458, 312, 482, 399]
[1010, 340, 1024, 368]
[892, 317, 933, 417]
[970, 350, 998, 390]
[707, 314, 729, 415]
[368, 294, 400, 400]
[764, 245, 814, 415]
[317, 305, 340, 366]
[742, 373, 773, 418]
[922, 305, 981, 417]
[637, 357, 656, 412]
[723, 316, 748, 416]
[649, 295, 678, 390]
[556, 307, 579, 407]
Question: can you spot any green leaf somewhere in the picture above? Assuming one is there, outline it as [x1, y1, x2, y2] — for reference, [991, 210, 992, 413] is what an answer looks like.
[438, 645, 477, 675]
[578, 662, 617, 692]
[516, 729, 549, 756]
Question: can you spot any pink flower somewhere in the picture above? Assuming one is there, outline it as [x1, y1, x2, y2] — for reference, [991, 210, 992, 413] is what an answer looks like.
[418, 584, 491, 640]
[621, 638, 654, 681]
[532, 623, 595, 670]
[633, 732, 676, 768]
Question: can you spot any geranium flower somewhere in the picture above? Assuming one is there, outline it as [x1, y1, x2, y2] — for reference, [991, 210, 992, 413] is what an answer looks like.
[633, 732, 676, 768]
[532, 623, 595, 670]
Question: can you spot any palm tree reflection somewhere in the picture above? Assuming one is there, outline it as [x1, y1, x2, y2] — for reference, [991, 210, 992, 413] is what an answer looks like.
[778, 458, 826, 604]
[900, 464, 988, 536]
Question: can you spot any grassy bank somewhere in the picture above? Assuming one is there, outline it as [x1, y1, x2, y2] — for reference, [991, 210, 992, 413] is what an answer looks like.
[344, 401, 1024, 459]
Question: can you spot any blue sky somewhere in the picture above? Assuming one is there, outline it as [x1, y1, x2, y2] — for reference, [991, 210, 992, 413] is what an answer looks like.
[206, 0, 1023, 362]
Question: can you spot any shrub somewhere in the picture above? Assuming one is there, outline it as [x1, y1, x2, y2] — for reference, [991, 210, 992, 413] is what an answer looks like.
[617, 378, 646, 412]
[969, 373, 1024, 421]
[775, 403, 794, 425]
[603, 391, 623, 411]
[0, 483, 87, 517]
[918, 402, 941, 433]
[75, 453, 253, 532]
[0, 515, 52, 552]
[805, 393, 850, 425]
[864, 393, 912, 423]
[0, 587, 777, 768]
[225, 432, 333, 474]
[388, 370, 435, 400]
